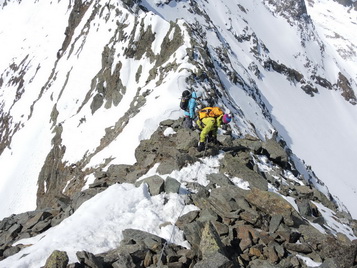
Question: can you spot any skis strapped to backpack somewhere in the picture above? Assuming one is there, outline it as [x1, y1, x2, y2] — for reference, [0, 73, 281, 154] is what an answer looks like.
[197, 107, 224, 120]
[180, 90, 191, 111]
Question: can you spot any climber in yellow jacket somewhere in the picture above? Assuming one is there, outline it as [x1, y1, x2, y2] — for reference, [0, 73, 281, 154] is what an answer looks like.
[196, 113, 232, 152]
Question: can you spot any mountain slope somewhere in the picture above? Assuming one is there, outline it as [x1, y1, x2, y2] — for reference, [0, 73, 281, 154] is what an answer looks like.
[0, 122, 356, 267]
[0, 0, 357, 266]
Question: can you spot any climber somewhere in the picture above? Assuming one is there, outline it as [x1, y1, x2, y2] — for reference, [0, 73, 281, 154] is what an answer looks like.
[183, 91, 201, 129]
[196, 108, 232, 152]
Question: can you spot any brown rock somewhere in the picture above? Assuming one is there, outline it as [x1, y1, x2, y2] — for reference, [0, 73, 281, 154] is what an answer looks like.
[245, 188, 295, 216]
[249, 246, 262, 258]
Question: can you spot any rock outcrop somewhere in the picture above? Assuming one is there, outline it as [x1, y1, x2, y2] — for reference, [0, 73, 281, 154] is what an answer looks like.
[1, 119, 357, 267]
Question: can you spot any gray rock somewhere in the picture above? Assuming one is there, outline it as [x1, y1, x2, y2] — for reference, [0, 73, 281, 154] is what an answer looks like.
[125, 167, 148, 184]
[71, 188, 106, 211]
[76, 251, 104, 268]
[3, 246, 21, 258]
[206, 173, 234, 188]
[262, 138, 289, 167]
[212, 221, 229, 236]
[203, 188, 236, 215]
[175, 128, 198, 151]
[312, 188, 336, 211]
[98, 244, 144, 264]
[206, 186, 249, 216]
[284, 242, 312, 253]
[164, 177, 181, 194]
[240, 209, 260, 225]
[160, 119, 175, 127]
[176, 210, 199, 229]
[106, 164, 132, 182]
[320, 235, 357, 268]
[220, 154, 268, 191]
[199, 221, 226, 259]
[44, 250, 69, 268]
[12, 211, 38, 227]
[296, 199, 312, 217]
[182, 221, 205, 254]
[249, 259, 282, 268]
[231, 136, 262, 152]
[295, 185, 314, 198]
[121, 229, 166, 251]
[136, 175, 165, 196]
[198, 209, 218, 223]
[157, 159, 180, 175]
[31, 220, 51, 233]
[298, 224, 326, 250]
[4, 223, 22, 244]
[194, 251, 234, 268]
[269, 214, 283, 233]
[245, 188, 295, 216]
[110, 252, 136, 268]
[318, 258, 339, 268]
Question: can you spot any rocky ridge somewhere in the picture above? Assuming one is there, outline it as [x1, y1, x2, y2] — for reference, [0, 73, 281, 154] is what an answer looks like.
[1, 0, 357, 267]
[1, 118, 357, 267]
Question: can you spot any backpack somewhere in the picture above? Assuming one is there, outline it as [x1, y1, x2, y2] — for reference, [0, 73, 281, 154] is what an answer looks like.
[180, 90, 191, 111]
[198, 107, 224, 120]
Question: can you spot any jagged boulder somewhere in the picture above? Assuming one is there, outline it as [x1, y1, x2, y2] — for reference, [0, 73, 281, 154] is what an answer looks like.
[87, 228, 196, 267]
[319, 235, 357, 268]
[44, 250, 69, 268]
[71, 188, 106, 211]
[261, 138, 289, 168]
[2, 246, 21, 259]
[194, 251, 234, 268]
[135, 175, 182, 196]
[0, 210, 60, 260]
[220, 153, 268, 191]
[245, 188, 295, 216]
[136, 175, 165, 196]
[164, 176, 181, 194]
[76, 251, 104, 268]
[134, 123, 199, 175]
[199, 221, 226, 259]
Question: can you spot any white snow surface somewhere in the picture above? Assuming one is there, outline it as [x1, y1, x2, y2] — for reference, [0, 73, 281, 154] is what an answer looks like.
[0, 183, 196, 267]
[1, 0, 357, 266]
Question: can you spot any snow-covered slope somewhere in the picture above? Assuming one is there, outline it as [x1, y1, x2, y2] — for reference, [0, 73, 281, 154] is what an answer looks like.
[306, 0, 357, 77]
[0, 0, 357, 265]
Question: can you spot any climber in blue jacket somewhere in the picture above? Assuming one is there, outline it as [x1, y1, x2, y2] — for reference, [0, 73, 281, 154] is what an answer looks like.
[183, 91, 201, 129]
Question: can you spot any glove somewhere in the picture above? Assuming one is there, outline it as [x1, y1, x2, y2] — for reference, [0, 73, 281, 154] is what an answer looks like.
[197, 142, 205, 152]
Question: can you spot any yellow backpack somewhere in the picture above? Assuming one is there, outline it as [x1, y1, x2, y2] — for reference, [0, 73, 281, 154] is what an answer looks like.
[198, 107, 224, 120]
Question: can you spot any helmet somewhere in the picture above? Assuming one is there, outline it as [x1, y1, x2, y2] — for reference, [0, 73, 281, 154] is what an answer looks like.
[192, 91, 202, 99]
[222, 113, 232, 124]
[195, 91, 202, 99]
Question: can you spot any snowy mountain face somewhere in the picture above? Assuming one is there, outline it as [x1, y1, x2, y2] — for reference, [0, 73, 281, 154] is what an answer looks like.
[1, 0, 357, 267]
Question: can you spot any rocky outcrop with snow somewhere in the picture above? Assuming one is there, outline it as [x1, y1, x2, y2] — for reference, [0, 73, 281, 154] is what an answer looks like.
[1, 119, 357, 267]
